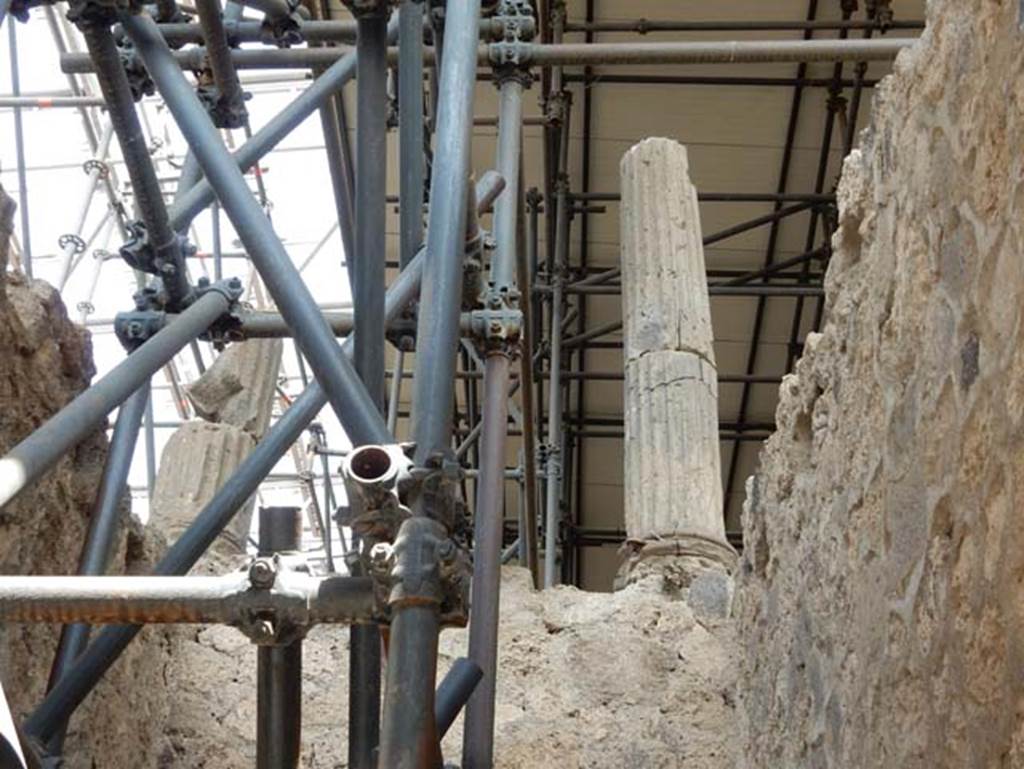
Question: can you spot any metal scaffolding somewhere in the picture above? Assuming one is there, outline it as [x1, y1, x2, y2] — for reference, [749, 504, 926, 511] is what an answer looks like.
[0, 0, 919, 766]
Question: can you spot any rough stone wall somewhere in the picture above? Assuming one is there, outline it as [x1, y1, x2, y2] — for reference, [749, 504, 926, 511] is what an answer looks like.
[737, 2, 1024, 766]
[0, 189, 171, 764]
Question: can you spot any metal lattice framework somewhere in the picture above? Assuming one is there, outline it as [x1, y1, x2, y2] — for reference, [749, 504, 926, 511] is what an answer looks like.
[0, 0, 920, 766]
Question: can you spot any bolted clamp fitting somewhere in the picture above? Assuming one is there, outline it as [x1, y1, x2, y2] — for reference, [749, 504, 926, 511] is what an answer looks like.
[259, 8, 304, 47]
[7, 0, 29, 22]
[408, 451, 464, 533]
[538, 441, 561, 482]
[113, 276, 243, 351]
[866, 0, 894, 29]
[119, 220, 193, 287]
[826, 88, 848, 118]
[385, 517, 470, 626]
[120, 43, 156, 102]
[66, 0, 134, 28]
[490, 0, 535, 87]
[342, 0, 395, 15]
[468, 286, 522, 354]
[248, 557, 277, 589]
[238, 553, 314, 645]
[114, 308, 167, 352]
[196, 82, 249, 130]
[545, 89, 572, 128]
[196, 275, 246, 341]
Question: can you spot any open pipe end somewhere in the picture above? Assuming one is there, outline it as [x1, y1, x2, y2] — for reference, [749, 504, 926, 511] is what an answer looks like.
[348, 445, 397, 485]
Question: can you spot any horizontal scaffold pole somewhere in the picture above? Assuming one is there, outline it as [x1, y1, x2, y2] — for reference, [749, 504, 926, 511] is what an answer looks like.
[0, 573, 374, 626]
[61, 36, 915, 72]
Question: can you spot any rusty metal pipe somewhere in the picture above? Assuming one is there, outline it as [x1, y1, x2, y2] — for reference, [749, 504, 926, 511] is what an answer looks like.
[0, 573, 375, 626]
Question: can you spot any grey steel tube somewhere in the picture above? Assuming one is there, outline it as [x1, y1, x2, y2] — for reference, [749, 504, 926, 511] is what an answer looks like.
[0, 289, 229, 510]
[167, 15, 400, 230]
[408, 0, 482, 464]
[256, 507, 302, 769]
[211, 201, 223, 280]
[257, 505, 303, 555]
[354, 8, 389, 412]
[61, 45, 358, 71]
[46, 383, 149, 690]
[350, 14, 391, 765]
[488, 79, 524, 288]
[144, 390, 157, 493]
[317, 95, 356, 285]
[258, 642, 301, 769]
[398, 0, 425, 268]
[170, 307, 471, 339]
[562, 18, 925, 33]
[156, 18, 358, 44]
[436, 658, 484, 738]
[543, 103, 571, 588]
[380, 2, 481, 767]
[151, 16, 509, 45]
[194, 0, 247, 127]
[462, 355, 511, 768]
[238, 310, 355, 337]
[512, 37, 913, 65]
[44, 382, 148, 753]
[172, 150, 203, 209]
[380, 605, 443, 767]
[542, 275, 563, 589]
[307, 0, 358, 291]
[474, 169, 506, 213]
[386, 349, 405, 434]
[462, 70, 525, 768]
[224, 0, 243, 22]
[80, 23, 189, 304]
[25, 176, 501, 743]
[516, 181, 540, 585]
[8, 24, 32, 278]
[61, 36, 914, 71]
[0, 96, 106, 108]
[124, 12, 391, 447]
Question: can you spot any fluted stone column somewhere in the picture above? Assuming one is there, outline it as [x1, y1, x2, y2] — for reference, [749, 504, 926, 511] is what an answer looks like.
[617, 138, 735, 593]
[149, 339, 283, 564]
[150, 421, 256, 558]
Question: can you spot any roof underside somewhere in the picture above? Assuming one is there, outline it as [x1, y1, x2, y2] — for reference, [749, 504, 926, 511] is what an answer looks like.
[324, 0, 926, 589]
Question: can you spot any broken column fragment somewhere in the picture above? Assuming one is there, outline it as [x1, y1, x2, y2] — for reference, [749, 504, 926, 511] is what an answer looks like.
[186, 337, 283, 437]
[617, 137, 736, 591]
[149, 338, 282, 560]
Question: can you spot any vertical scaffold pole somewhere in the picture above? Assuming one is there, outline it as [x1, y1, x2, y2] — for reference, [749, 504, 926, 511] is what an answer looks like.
[463, 7, 530, 759]
[379, 1, 481, 766]
[347, 2, 390, 765]
[256, 506, 303, 769]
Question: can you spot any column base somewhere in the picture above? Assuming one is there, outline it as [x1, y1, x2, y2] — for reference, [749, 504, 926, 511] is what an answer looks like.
[614, 534, 737, 616]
